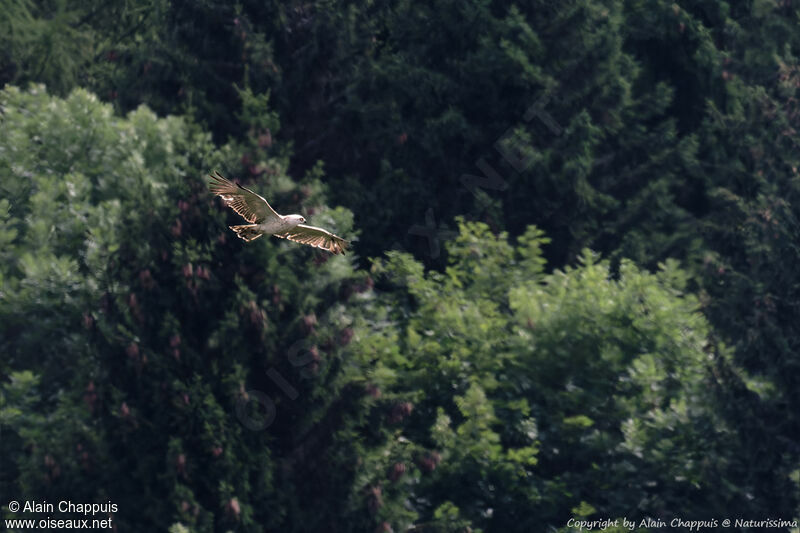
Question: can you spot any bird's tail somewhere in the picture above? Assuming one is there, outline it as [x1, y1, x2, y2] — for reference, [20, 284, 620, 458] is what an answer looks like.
[229, 224, 264, 242]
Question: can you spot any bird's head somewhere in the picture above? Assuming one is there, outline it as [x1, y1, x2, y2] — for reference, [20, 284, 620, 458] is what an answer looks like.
[286, 214, 306, 224]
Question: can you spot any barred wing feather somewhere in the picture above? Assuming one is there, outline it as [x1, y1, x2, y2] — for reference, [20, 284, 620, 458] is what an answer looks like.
[274, 224, 349, 255]
[208, 170, 280, 223]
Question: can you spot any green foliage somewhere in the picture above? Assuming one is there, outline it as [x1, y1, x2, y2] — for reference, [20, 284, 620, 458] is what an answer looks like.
[352, 221, 741, 531]
[0, 86, 367, 532]
[3, 0, 800, 530]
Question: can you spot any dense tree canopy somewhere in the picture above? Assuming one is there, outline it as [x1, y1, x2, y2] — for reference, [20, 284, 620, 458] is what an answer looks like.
[2, 1, 800, 532]
[355, 223, 748, 530]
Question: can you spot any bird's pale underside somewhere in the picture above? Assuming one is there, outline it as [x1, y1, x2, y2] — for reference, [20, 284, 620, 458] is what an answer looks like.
[208, 171, 349, 254]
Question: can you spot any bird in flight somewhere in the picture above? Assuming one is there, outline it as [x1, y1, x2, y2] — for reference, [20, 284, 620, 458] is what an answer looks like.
[209, 171, 349, 254]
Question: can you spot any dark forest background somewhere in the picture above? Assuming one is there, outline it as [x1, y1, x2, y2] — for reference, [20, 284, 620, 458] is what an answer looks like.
[1, 1, 800, 531]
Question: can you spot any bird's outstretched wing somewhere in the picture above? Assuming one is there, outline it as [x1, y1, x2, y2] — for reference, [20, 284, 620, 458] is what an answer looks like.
[274, 224, 349, 255]
[208, 171, 281, 223]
